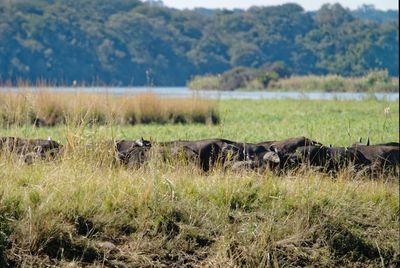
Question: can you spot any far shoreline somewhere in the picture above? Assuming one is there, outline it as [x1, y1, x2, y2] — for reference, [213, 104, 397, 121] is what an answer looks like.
[187, 70, 399, 93]
[0, 86, 398, 101]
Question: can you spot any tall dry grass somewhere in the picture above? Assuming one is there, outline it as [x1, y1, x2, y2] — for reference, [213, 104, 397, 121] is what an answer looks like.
[0, 90, 219, 127]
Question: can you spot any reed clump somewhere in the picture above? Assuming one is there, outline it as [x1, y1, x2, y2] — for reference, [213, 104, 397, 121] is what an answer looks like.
[0, 90, 219, 127]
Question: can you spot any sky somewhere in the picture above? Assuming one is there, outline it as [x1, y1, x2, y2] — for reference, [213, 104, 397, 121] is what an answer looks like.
[161, 0, 398, 11]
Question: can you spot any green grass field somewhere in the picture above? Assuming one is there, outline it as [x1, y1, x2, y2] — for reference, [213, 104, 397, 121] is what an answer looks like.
[1, 98, 398, 145]
[0, 98, 399, 267]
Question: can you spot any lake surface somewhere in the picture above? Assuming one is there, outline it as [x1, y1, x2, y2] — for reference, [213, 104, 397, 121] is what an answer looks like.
[2, 87, 398, 101]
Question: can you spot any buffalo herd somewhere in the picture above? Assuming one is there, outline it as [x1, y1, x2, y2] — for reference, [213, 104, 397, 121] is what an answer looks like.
[1, 136, 399, 177]
[115, 136, 399, 177]
[0, 136, 62, 164]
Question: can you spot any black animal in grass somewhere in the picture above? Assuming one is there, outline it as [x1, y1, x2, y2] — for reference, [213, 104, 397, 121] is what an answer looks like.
[0, 136, 63, 163]
[260, 145, 331, 172]
[157, 139, 245, 171]
[156, 138, 281, 172]
[266, 136, 322, 155]
[115, 137, 152, 167]
[253, 137, 371, 174]
[288, 144, 376, 174]
[350, 143, 399, 175]
[229, 137, 322, 172]
[290, 145, 328, 168]
[263, 137, 372, 173]
[230, 141, 280, 171]
[259, 136, 324, 171]
[286, 143, 387, 175]
[324, 146, 371, 174]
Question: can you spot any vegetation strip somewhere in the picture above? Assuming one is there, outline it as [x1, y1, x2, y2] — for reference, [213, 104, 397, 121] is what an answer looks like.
[0, 91, 219, 127]
[188, 69, 399, 92]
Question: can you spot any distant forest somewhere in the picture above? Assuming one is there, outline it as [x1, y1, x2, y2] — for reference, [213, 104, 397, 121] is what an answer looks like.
[0, 0, 398, 86]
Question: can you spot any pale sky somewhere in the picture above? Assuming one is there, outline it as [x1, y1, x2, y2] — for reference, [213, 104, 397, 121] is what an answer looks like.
[161, 0, 398, 11]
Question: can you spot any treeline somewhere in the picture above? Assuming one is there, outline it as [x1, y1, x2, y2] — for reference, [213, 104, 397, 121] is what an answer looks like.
[0, 0, 398, 86]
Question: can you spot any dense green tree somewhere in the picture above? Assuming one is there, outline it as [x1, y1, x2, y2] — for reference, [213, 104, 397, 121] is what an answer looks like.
[302, 5, 399, 76]
[0, 0, 398, 85]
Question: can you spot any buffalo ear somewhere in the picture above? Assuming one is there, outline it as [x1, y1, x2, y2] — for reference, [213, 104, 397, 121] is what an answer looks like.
[263, 151, 280, 163]
[269, 145, 278, 153]
[359, 137, 362, 143]
[136, 138, 144, 147]
[366, 137, 370, 146]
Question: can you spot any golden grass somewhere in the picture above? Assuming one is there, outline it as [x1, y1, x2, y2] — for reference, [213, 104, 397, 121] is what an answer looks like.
[0, 90, 219, 127]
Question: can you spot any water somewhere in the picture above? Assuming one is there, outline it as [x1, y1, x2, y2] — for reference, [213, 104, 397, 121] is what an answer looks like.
[2, 87, 398, 101]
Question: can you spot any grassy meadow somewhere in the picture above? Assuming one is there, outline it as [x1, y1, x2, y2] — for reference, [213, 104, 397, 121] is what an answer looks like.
[1, 98, 398, 145]
[0, 97, 399, 267]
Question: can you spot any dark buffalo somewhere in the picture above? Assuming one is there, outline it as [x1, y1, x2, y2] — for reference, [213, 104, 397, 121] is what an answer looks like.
[268, 136, 323, 154]
[158, 139, 245, 171]
[226, 137, 321, 172]
[351, 144, 400, 175]
[268, 145, 372, 174]
[325, 146, 371, 173]
[0, 136, 63, 163]
[257, 137, 323, 171]
[218, 140, 282, 172]
[292, 145, 328, 168]
[115, 137, 152, 167]
[243, 142, 281, 170]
